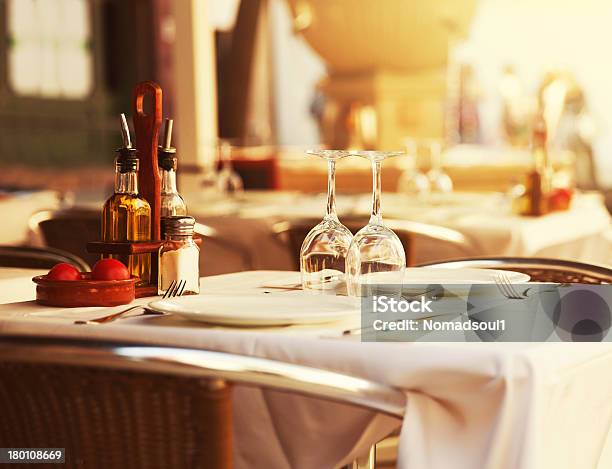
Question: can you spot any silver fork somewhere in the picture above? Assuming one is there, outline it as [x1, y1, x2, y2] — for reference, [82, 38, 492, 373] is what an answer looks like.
[495, 274, 571, 300]
[74, 305, 150, 325]
[74, 280, 187, 325]
[162, 279, 187, 299]
[494, 273, 526, 300]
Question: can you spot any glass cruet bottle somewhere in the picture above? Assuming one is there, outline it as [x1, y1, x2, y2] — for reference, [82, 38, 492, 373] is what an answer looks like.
[102, 114, 151, 285]
[158, 118, 187, 237]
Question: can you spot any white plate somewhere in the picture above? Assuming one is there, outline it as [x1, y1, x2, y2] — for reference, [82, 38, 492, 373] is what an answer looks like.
[403, 267, 530, 284]
[354, 267, 529, 286]
[148, 293, 360, 326]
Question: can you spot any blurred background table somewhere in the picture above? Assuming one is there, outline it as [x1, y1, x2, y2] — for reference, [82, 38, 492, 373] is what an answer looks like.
[24, 189, 610, 276]
[182, 190, 611, 275]
[276, 146, 572, 194]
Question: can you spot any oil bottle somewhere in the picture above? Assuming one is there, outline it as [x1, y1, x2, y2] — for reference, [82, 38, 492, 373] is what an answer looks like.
[101, 114, 152, 285]
[519, 113, 552, 216]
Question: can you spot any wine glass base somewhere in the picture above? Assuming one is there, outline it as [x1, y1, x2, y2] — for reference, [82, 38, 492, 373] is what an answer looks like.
[301, 268, 346, 291]
[300, 219, 353, 291]
[346, 224, 406, 297]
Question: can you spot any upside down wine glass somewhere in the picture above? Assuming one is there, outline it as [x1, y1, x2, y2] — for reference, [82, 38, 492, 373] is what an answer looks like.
[397, 138, 431, 199]
[426, 139, 453, 194]
[216, 139, 244, 195]
[300, 150, 353, 290]
[346, 151, 406, 296]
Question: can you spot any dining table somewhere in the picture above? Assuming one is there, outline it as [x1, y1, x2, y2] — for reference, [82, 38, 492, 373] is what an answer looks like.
[0, 268, 610, 469]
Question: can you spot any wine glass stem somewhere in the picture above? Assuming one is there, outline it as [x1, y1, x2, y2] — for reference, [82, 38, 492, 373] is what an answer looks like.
[325, 159, 338, 221]
[369, 160, 383, 225]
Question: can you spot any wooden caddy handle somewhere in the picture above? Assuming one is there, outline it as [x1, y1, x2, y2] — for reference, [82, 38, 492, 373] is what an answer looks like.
[87, 237, 202, 256]
[133, 81, 163, 241]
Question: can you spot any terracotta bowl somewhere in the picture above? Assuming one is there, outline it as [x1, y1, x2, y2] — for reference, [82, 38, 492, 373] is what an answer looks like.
[33, 273, 138, 307]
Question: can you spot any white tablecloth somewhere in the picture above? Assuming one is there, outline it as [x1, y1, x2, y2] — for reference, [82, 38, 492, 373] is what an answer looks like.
[0, 270, 610, 469]
[0, 268, 47, 304]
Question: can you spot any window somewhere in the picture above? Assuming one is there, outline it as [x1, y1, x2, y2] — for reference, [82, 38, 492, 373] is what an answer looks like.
[7, 0, 93, 99]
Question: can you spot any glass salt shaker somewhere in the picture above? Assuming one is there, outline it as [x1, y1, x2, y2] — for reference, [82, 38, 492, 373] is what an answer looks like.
[158, 216, 200, 295]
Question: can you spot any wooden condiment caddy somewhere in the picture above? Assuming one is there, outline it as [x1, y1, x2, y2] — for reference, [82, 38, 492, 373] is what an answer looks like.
[87, 81, 177, 298]
[513, 113, 573, 217]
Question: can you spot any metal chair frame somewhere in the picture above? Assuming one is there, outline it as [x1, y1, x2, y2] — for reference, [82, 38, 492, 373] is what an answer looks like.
[0, 245, 89, 271]
[418, 256, 612, 284]
[0, 335, 405, 468]
[382, 218, 476, 256]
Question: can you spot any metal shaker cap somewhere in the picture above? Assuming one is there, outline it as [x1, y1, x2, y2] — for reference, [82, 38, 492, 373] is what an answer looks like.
[164, 216, 195, 236]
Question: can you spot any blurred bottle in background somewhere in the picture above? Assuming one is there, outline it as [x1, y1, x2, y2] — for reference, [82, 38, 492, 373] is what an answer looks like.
[499, 65, 534, 148]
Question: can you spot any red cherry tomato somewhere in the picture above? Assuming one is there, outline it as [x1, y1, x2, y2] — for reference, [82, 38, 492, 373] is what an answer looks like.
[91, 259, 130, 280]
[549, 188, 573, 211]
[47, 263, 81, 281]
[557, 188, 573, 199]
[91, 259, 130, 281]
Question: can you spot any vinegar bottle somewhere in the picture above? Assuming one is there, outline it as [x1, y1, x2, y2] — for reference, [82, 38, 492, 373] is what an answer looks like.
[524, 113, 551, 216]
[158, 118, 187, 237]
[101, 114, 152, 285]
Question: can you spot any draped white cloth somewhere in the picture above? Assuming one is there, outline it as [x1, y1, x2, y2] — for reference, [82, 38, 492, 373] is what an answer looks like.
[0, 270, 610, 469]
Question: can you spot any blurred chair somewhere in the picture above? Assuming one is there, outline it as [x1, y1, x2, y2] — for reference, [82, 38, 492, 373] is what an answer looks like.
[418, 257, 612, 284]
[273, 218, 475, 270]
[0, 245, 89, 271]
[0, 335, 405, 469]
[29, 209, 255, 275]
[195, 222, 254, 274]
[230, 158, 279, 190]
[29, 209, 100, 267]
